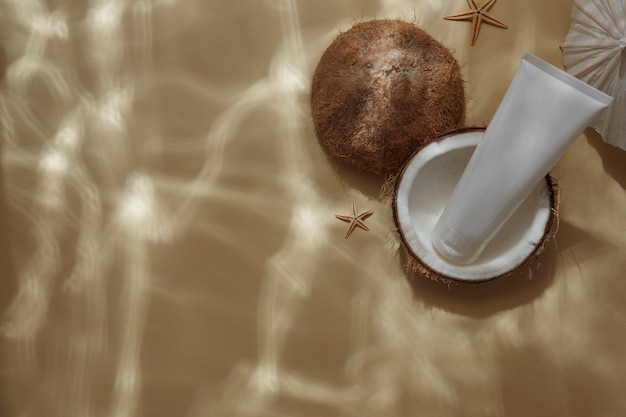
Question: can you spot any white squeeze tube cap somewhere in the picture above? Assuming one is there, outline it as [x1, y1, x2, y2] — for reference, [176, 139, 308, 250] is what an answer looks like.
[430, 53, 613, 265]
[431, 215, 487, 265]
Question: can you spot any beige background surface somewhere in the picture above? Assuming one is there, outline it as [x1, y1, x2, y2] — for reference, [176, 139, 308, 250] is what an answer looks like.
[1, 0, 626, 416]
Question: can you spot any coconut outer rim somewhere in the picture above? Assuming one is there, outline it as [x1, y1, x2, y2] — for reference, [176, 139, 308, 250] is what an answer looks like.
[392, 128, 559, 283]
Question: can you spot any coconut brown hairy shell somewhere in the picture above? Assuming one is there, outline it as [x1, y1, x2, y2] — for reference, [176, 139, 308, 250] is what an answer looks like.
[311, 19, 465, 175]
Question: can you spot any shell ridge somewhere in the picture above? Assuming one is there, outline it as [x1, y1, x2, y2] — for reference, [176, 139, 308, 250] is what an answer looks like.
[562, 0, 626, 150]
[574, 0, 623, 40]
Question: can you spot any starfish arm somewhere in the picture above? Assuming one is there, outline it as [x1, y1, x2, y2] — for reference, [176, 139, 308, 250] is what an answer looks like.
[344, 220, 358, 239]
[480, 0, 498, 11]
[444, 11, 477, 21]
[354, 218, 370, 232]
[336, 203, 373, 238]
[467, 0, 479, 9]
[335, 214, 354, 223]
[471, 15, 481, 46]
[481, 12, 509, 29]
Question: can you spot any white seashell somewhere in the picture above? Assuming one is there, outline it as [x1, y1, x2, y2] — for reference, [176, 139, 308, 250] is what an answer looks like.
[561, 0, 626, 150]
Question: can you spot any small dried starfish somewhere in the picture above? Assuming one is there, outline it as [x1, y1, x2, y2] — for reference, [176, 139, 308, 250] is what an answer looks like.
[444, 0, 508, 46]
[335, 201, 373, 239]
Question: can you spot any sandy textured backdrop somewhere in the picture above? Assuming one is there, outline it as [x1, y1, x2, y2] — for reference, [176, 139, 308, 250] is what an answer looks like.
[1, 0, 626, 416]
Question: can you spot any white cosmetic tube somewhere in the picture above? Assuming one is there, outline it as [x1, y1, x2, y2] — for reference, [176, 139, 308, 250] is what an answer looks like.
[432, 53, 613, 264]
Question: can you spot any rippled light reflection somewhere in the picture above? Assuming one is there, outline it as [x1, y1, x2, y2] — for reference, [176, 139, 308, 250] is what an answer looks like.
[1, 0, 620, 416]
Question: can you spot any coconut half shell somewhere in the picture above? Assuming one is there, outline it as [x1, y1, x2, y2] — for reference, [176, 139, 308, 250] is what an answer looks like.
[392, 129, 559, 283]
[311, 19, 465, 175]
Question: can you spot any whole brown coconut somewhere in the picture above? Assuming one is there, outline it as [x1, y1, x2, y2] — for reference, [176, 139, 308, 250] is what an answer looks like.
[311, 19, 465, 175]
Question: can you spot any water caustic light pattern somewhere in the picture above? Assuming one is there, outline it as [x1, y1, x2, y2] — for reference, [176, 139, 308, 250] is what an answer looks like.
[2, 0, 626, 417]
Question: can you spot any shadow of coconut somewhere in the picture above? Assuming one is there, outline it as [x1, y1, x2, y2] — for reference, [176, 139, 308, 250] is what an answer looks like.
[585, 128, 626, 190]
[396, 227, 589, 319]
[398, 219, 611, 318]
[328, 155, 390, 200]
[399, 243, 557, 318]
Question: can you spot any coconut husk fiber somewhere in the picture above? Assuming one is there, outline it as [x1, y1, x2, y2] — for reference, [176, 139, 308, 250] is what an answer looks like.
[311, 19, 465, 175]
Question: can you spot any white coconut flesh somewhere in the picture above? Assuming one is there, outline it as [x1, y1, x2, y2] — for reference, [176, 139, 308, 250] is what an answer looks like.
[394, 130, 554, 282]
